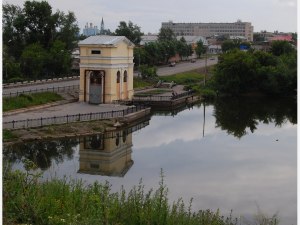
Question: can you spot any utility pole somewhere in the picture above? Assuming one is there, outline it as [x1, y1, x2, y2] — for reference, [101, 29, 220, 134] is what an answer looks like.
[204, 46, 208, 86]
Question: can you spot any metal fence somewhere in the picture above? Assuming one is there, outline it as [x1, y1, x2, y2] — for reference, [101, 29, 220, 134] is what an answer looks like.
[3, 105, 148, 130]
[3, 85, 80, 98]
[132, 90, 194, 102]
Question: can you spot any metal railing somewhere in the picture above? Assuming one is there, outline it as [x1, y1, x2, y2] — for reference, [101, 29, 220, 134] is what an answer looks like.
[3, 76, 80, 88]
[132, 91, 194, 101]
[3, 105, 148, 130]
[3, 85, 80, 98]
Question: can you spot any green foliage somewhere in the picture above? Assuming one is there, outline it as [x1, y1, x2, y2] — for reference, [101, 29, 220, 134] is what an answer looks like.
[114, 21, 144, 45]
[3, 165, 241, 225]
[270, 40, 295, 56]
[3, 129, 18, 141]
[195, 40, 205, 58]
[2, 1, 79, 81]
[133, 77, 155, 89]
[3, 92, 63, 112]
[158, 27, 176, 41]
[161, 71, 204, 85]
[213, 97, 297, 138]
[213, 48, 297, 96]
[221, 40, 251, 53]
[139, 65, 158, 79]
[20, 43, 48, 79]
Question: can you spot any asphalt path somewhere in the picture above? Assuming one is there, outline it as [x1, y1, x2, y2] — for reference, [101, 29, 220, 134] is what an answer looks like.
[3, 57, 218, 94]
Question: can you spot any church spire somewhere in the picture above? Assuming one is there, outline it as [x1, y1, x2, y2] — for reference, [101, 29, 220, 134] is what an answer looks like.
[100, 17, 105, 34]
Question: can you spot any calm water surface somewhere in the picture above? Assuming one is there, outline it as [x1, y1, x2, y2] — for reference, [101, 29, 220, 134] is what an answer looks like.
[4, 97, 297, 224]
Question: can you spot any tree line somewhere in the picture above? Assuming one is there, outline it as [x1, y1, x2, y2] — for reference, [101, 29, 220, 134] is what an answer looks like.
[3, 0, 207, 82]
[3, 1, 80, 82]
[212, 40, 297, 96]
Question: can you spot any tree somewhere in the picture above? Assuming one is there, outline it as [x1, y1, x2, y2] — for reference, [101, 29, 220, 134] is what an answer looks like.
[55, 11, 80, 51]
[114, 21, 143, 45]
[195, 40, 205, 58]
[20, 43, 48, 79]
[270, 40, 295, 56]
[158, 28, 176, 41]
[176, 37, 192, 60]
[2, 1, 80, 81]
[221, 40, 238, 52]
[23, 1, 55, 48]
[47, 40, 72, 77]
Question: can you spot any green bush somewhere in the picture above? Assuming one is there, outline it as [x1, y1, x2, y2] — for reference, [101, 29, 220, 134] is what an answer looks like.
[139, 65, 158, 78]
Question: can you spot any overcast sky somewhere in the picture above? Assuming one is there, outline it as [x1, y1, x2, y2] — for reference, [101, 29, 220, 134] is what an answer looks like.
[4, 0, 298, 34]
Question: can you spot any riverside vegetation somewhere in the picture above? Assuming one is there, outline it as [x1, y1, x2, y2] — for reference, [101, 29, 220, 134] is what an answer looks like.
[3, 92, 63, 112]
[3, 162, 279, 225]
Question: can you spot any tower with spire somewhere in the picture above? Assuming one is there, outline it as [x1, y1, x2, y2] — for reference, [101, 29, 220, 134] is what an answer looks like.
[100, 17, 105, 35]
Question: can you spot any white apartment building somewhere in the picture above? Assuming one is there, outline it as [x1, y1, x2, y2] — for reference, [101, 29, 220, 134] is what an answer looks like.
[161, 20, 254, 41]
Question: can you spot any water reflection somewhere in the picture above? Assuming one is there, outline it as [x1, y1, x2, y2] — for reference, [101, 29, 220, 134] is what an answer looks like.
[4, 139, 78, 170]
[213, 97, 297, 138]
[3, 98, 296, 224]
[78, 130, 133, 177]
[4, 119, 150, 177]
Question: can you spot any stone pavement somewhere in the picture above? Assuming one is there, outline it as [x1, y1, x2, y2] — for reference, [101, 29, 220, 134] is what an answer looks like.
[3, 102, 131, 123]
[3, 85, 186, 123]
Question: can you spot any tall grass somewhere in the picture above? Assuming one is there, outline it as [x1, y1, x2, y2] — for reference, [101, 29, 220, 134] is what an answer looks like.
[3, 161, 279, 225]
[3, 92, 63, 112]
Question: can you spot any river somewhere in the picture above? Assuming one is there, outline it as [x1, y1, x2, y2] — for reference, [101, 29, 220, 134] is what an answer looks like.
[4, 97, 297, 224]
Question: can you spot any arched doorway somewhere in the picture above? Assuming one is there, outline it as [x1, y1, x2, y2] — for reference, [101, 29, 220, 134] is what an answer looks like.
[89, 70, 104, 104]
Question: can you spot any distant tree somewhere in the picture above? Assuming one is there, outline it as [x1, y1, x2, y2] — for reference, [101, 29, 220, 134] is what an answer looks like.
[2, 1, 80, 81]
[114, 21, 143, 45]
[55, 11, 80, 51]
[158, 27, 176, 41]
[221, 40, 238, 52]
[47, 40, 72, 77]
[22, 1, 55, 48]
[270, 40, 295, 56]
[214, 49, 297, 96]
[195, 40, 205, 58]
[20, 43, 48, 79]
[175, 37, 192, 60]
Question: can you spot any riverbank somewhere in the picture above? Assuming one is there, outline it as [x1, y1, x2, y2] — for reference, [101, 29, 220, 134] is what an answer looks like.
[3, 165, 279, 225]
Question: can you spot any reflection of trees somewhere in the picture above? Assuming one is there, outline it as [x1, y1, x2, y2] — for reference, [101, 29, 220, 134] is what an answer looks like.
[213, 97, 297, 138]
[3, 138, 78, 170]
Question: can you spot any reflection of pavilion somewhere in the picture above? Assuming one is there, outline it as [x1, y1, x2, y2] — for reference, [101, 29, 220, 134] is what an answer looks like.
[78, 120, 149, 177]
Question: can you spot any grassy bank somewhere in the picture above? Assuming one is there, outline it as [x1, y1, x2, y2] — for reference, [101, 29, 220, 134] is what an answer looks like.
[161, 71, 204, 85]
[133, 77, 154, 89]
[3, 92, 64, 112]
[3, 165, 235, 225]
[3, 163, 279, 225]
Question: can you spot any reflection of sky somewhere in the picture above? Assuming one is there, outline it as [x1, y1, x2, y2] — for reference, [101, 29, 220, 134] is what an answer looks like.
[10, 104, 296, 224]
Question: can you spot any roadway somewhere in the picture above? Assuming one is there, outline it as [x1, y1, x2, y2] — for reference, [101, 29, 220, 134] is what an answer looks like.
[3, 56, 218, 94]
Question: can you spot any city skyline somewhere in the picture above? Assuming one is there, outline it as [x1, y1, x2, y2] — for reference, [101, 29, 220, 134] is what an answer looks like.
[5, 0, 298, 34]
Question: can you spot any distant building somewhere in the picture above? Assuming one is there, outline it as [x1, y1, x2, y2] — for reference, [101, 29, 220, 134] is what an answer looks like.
[83, 18, 111, 37]
[140, 35, 208, 46]
[83, 22, 100, 36]
[161, 20, 254, 41]
[176, 35, 208, 46]
[140, 35, 158, 45]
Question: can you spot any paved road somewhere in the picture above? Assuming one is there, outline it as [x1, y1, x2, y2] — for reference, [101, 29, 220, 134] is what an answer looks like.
[156, 57, 218, 76]
[3, 57, 218, 94]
